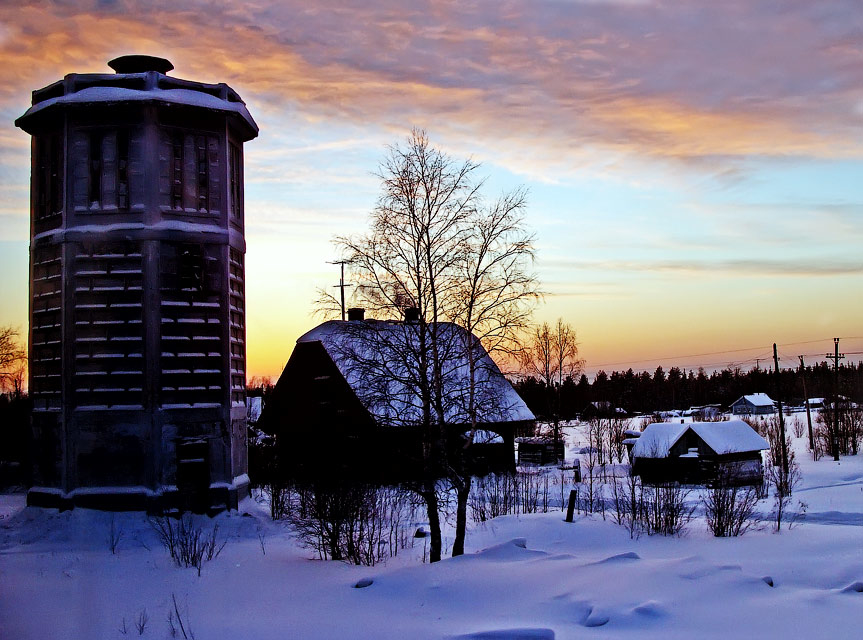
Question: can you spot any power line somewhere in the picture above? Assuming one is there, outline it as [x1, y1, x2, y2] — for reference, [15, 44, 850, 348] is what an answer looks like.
[586, 336, 863, 373]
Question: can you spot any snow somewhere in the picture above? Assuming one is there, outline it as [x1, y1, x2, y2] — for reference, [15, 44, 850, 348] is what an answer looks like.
[630, 423, 689, 458]
[20, 86, 256, 130]
[2, 414, 862, 639]
[632, 421, 769, 458]
[736, 393, 775, 408]
[297, 320, 535, 426]
[688, 421, 770, 455]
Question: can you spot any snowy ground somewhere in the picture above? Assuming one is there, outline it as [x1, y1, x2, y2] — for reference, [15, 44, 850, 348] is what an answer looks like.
[2, 415, 862, 639]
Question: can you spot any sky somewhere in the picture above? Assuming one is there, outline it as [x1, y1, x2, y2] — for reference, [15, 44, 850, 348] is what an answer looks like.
[1, 0, 862, 381]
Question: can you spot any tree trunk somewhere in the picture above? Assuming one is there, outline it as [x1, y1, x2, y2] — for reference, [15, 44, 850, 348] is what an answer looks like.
[423, 485, 442, 563]
[452, 476, 472, 557]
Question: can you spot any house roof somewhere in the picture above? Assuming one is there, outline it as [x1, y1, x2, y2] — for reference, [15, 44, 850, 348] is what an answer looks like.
[297, 320, 535, 427]
[631, 420, 769, 458]
[732, 393, 775, 407]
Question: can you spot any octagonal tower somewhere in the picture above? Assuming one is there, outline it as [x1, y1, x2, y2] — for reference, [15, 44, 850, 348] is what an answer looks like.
[16, 55, 258, 511]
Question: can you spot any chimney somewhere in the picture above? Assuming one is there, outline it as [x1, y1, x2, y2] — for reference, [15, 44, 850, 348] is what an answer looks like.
[347, 307, 365, 321]
[404, 307, 420, 323]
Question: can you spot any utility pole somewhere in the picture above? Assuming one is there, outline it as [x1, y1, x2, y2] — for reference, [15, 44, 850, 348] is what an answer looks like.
[328, 260, 352, 321]
[826, 338, 844, 461]
[772, 344, 789, 475]
[798, 356, 815, 459]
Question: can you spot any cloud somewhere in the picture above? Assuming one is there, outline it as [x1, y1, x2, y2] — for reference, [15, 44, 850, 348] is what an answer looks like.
[547, 257, 863, 277]
[3, 0, 862, 181]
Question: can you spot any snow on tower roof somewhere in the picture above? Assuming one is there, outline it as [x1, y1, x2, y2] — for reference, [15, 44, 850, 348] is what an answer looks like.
[298, 319, 535, 427]
[632, 420, 769, 458]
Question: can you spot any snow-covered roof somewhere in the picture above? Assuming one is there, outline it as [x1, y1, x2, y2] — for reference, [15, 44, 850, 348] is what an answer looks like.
[631, 423, 689, 458]
[298, 320, 535, 427]
[632, 421, 769, 458]
[733, 393, 775, 407]
[16, 68, 258, 139]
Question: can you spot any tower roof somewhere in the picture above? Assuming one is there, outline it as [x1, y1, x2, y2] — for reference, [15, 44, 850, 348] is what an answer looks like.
[15, 55, 258, 140]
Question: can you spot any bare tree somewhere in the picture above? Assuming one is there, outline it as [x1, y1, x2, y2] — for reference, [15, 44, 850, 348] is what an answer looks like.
[520, 319, 583, 453]
[329, 129, 538, 561]
[0, 326, 26, 395]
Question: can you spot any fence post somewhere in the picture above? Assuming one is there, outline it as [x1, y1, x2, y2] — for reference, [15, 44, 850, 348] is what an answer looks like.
[565, 489, 577, 522]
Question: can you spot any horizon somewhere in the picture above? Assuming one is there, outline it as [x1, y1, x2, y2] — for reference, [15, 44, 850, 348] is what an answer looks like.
[1, 1, 861, 382]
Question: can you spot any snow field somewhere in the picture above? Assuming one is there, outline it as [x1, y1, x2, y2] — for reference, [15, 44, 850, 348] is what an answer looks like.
[1, 413, 861, 639]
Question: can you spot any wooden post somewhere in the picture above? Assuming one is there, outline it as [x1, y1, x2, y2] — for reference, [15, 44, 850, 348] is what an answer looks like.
[565, 489, 577, 522]
[799, 356, 815, 459]
[773, 344, 789, 475]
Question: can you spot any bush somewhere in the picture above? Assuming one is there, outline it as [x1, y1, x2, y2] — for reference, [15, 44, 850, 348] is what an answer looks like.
[702, 468, 760, 537]
[288, 483, 419, 566]
[149, 514, 228, 576]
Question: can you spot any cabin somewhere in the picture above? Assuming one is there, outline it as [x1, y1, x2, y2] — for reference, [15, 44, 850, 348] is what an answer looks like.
[259, 314, 535, 482]
[582, 401, 627, 420]
[516, 437, 565, 466]
[629, 421, 769, 486]
[731, 393, 775, 416]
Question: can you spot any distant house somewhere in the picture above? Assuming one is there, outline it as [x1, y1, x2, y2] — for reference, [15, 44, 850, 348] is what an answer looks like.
[731, 393, 775, 415]
[259, 315, 535, 482]
[629, 420, 769, 486]
[582, 401, 627, 420]
[684, 405, 722, 420]
[246, 396, 263, 425]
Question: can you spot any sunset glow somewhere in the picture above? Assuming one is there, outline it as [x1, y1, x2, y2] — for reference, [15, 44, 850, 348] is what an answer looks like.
[2, 1, 862, 380]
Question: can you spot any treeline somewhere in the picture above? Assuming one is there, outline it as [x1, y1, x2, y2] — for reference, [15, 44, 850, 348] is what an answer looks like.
[514, 361, 863, 420]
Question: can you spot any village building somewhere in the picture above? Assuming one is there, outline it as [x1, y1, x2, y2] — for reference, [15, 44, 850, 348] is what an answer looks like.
[730, 393, 776, 415]
[259, 313, 535, 482]
[16, 55, 257, 511]
[627, 420, 769, 486]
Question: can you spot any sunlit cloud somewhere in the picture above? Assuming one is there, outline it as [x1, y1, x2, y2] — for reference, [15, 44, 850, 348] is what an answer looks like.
[2, 1, 862, 377]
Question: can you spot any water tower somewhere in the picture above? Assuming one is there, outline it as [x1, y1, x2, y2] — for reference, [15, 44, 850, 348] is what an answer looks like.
[16, 55, 258, 511]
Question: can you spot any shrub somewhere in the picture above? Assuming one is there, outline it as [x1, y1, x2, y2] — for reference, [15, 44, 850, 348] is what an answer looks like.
[702, 467, 760, 537]
[149, 514, 228, 576]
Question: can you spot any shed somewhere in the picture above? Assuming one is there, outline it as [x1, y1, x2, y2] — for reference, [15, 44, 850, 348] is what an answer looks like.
[630, 420, 769, 485]
[259, 318, 535, 482]
[731, 393, 775, 415]
[516, 437, 565, 466]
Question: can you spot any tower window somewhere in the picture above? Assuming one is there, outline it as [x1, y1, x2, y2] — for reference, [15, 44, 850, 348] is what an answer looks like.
[89, 131, 103, 209]
[161, 129, 219, 214]
[36, 133, 63, 220]
[229, 143, 242, 221]
[79, 128, 133, 211]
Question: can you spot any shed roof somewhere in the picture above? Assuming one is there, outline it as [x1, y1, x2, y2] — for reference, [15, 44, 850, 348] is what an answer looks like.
[297, 320, 534, 427]
[632, 421, 769, 458]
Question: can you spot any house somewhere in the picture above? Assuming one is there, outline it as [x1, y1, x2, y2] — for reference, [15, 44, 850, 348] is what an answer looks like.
[582, 401, 627, 420]
[731, 393, 775, 415]
[629, 420, 769, 486]
[259, 314, 535, 482]
[684, 404, 722, 420]
[516, 437, 565, 466]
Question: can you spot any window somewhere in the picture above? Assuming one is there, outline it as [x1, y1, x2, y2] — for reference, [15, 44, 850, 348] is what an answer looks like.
[229, 143, 242, 221]
[36, 133, 63, 220]
[77, 128, 132, 211]
[161, 129, 220, 213]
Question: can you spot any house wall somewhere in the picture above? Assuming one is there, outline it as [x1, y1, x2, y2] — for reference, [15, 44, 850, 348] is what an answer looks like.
[262, 341, 519, 483]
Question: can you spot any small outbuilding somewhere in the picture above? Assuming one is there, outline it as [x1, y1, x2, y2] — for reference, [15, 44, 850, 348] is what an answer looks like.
[731, 393, 775, 416]
[516, 437, 565, 466]
[629, 420, 769, 486]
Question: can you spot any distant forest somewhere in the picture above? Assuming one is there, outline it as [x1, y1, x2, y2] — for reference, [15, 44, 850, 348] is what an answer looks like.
[513, 361, 863, 420]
